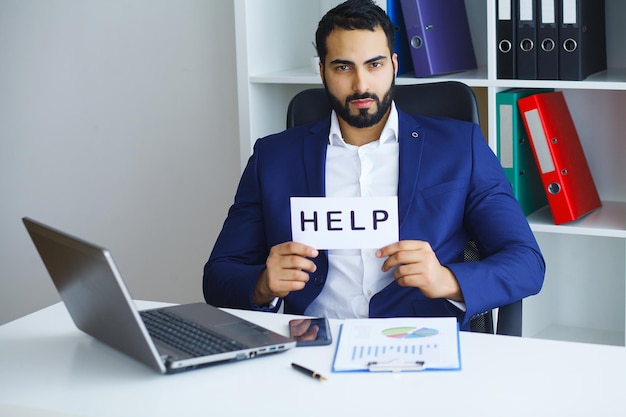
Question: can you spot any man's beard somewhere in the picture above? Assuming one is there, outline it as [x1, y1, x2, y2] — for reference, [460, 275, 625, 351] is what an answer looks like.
[325, 79, 394, 129]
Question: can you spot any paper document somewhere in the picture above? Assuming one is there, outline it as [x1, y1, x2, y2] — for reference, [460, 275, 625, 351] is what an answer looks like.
[332, 317, 461, 372]
[290, 196, 399, 250]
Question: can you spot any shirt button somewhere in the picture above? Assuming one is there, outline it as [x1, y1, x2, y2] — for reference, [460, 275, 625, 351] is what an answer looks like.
[412, 131, 419, 138]
[367, 290, 372, 296]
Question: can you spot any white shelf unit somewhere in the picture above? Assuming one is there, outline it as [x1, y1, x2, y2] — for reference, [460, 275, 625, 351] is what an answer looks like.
[234, 0, 626, 346]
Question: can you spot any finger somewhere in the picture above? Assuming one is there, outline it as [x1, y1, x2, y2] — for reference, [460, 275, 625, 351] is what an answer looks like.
[376, 240, 426, 258]
[381, 249, 422, 272]
[274, 241, 318, 258]
[274, 268, 311, 285]
[380, 242, 433, 272]
[269, 272, 309, 298]
[268, 254, 317, 274]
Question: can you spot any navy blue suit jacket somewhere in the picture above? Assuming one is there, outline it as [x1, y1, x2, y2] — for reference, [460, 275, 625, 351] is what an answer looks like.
[203, 110, 545, 330]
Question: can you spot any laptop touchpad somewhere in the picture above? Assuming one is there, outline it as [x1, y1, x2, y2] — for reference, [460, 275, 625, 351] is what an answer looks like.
[217, 322, 271, 344]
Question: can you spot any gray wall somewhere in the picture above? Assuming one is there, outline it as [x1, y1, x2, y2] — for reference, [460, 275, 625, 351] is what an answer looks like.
[0, 0, 240, 324]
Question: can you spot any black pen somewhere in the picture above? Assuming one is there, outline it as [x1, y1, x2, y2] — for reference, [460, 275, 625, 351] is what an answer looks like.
[291, 362, 327, 381]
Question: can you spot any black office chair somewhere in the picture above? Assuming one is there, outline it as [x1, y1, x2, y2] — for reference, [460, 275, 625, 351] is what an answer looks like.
[287, 81, 480, 128]
[286, 81, 523, 336]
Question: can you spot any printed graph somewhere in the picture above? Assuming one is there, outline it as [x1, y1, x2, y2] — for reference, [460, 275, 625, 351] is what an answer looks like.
[332, 318, 461, 372]
[381, 327, 438, 339]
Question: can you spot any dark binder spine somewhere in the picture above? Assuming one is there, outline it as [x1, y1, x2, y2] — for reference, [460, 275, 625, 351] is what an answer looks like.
[558, 0, 606, 81]
[400, 0, 476, 78]
[497, 0, 517, 79]
[387, 0, 414, 76]
[400, 0, 427, 78]
[516, 0, 538, 79]
[537, 0, 559, 80]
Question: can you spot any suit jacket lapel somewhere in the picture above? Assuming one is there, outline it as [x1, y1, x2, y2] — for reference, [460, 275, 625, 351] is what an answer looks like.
[397, 111, 425, 228]
[301, 119, 329, 197]
[299, 112, 425, 224]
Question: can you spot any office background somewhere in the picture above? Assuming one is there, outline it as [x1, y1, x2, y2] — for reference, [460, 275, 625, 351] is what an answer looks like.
[0, 0, 240, 325]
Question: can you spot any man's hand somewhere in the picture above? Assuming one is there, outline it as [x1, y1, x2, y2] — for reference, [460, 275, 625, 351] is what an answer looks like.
[376, 240, 463, 302]
[253, 242, 318, 305]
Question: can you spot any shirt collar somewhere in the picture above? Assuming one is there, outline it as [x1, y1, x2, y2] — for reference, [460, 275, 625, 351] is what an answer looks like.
[328, 101, 399, 147]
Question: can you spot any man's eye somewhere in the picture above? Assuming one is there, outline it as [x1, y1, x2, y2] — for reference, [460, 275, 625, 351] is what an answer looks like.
[370, 62, 382, 68]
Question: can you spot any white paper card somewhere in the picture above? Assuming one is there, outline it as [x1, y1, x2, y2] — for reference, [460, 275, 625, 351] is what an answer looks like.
[290, 196, 399, 250]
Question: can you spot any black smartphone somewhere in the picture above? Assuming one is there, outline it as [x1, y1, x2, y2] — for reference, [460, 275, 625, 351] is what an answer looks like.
[288, 317, 332, 347]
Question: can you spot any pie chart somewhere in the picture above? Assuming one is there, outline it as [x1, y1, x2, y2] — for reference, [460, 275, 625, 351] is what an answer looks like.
[382, 327, 438, 339]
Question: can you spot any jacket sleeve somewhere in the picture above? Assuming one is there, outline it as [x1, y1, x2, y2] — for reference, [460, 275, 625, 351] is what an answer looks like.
[202, 141, 277, 311]
[446, 123, 545, 325]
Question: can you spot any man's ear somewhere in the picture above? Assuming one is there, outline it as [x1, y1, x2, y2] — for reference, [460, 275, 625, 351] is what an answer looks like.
[392, 52, 399, 77]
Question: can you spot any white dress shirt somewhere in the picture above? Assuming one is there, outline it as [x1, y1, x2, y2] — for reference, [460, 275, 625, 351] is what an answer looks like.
[304, 104, 400, 318]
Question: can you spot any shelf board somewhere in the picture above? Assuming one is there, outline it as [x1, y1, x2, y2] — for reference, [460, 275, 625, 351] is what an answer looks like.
[529, 324, 625, 347]
[495, 68, 626, 91]
[250, 67, 626, 90]
[528, 201, 626, 238]
[395, 66, 489, 87]
[249, 66, 489, 87]
[249, 67, 322, 85]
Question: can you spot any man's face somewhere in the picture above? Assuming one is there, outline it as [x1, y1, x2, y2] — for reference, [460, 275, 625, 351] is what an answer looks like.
[321, 27, 397, 129]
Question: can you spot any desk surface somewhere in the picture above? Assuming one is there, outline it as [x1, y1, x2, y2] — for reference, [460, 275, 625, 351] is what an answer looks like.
[1, 301, 625, 417]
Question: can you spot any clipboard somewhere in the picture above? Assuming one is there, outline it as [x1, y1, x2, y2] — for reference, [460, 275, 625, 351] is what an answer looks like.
[331, 317, 461, 373]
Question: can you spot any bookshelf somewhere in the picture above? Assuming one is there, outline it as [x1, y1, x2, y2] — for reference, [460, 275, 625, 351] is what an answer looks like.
[234, 0, 626, 346]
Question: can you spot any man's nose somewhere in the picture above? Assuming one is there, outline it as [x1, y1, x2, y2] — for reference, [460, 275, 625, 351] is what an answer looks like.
[352, 68, 369, 93]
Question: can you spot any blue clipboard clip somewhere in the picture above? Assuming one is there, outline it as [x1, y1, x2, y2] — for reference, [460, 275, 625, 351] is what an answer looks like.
[367, 359, 426, 372]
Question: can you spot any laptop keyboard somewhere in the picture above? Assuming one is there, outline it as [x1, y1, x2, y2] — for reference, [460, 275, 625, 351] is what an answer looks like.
[140, 309, 247, 357]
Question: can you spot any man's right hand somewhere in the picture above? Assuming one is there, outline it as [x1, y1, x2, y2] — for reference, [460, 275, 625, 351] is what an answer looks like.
[252, 242, 318, 305]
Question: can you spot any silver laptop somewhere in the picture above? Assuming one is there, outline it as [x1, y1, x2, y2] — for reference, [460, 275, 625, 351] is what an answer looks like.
[23, 217, 295, 374]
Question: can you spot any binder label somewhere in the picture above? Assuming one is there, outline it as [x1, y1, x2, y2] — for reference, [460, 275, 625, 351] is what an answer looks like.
[562, 0, 577, 24]
[540, 0, 556, 24]
[499, 104, 514, 168]
[498, 0, 511, 20]
[523, 109, 555, 174]
[519, 0, 534, 21]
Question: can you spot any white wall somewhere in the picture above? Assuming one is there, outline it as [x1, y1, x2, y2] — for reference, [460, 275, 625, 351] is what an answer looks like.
[0, 0, 240, 324]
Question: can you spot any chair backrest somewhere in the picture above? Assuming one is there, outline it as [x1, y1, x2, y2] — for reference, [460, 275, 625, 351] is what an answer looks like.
[287, 81, 480, 129]
[464, 241, 522, 336]
[286, 80, 523, 336]
[472, 300, 522, 336]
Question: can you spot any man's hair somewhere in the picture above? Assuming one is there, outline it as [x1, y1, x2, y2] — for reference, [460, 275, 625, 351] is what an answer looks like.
[315, 0, 395, 64]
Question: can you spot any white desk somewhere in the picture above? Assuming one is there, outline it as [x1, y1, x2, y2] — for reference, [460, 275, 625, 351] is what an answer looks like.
[1, 301, 625, 417]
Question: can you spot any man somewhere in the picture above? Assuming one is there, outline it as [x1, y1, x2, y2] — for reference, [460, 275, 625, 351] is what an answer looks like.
[203, 0, 544, 330]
